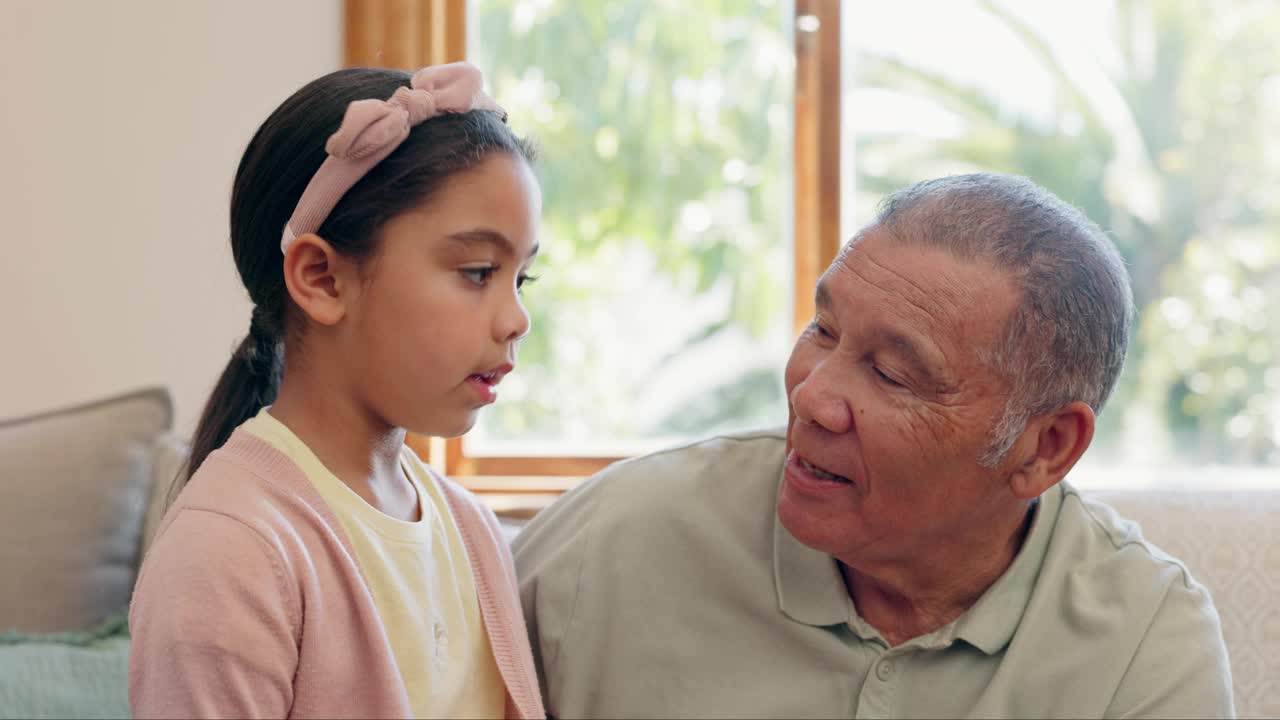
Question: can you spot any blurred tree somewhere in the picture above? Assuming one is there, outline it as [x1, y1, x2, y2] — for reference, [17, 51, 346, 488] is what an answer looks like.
[469, 0, 795, 451]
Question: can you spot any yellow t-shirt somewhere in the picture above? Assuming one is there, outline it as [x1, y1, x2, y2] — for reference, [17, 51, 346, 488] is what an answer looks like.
[242, 409, 505, 719]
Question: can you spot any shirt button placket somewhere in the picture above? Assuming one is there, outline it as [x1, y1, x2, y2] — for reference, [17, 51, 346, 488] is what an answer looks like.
[855, 653, 898, 719]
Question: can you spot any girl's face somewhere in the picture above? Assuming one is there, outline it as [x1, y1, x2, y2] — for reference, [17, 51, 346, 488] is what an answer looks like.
[341, 152, 541, 438]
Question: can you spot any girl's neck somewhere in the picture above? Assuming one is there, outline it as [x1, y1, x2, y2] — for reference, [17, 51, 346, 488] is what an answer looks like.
[268, 365, 417, 521]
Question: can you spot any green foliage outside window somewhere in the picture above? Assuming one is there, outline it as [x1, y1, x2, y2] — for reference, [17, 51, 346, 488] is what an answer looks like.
[468, 0, 794, 454]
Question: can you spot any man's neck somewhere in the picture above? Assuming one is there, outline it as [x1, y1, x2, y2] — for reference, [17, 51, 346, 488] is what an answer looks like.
[839, 500, 1036, 647]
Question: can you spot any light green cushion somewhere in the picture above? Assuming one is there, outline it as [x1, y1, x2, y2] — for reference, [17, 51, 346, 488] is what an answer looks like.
[0, 611, 130, 719]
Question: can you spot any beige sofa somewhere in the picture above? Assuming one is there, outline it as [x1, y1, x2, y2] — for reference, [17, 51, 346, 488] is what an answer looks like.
[2, 388, 1276, 717]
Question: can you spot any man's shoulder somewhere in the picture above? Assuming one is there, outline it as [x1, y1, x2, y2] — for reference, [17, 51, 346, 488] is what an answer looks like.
[579, 428, 786, 525]
[1056, 483, 1205, 593]
[993, 484, 1232, 717]
[1045, 483, 1220, 634]
[593, 427, 787, 495]
[514, 428, 787, 556]
[1048, 485, 1234, 717]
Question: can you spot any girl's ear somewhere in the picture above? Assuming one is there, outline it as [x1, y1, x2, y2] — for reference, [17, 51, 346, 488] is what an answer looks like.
[281, 233, 356, 327]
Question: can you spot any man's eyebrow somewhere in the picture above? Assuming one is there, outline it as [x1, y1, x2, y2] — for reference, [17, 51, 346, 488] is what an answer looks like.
[875, 328, 945, 381]
[815, 277, 949, 383]
[815, 280, 831, 309]
[445, 228, 539, 259]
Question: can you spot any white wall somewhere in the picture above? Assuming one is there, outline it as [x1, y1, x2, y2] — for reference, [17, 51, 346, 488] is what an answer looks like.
[0, 0, 341, 436]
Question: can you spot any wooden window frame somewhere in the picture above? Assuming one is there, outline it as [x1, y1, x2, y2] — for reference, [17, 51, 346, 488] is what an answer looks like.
[343, 0, 841, 493]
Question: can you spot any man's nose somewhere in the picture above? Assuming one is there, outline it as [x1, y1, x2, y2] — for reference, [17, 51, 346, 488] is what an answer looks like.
[789, 359, 854, 435]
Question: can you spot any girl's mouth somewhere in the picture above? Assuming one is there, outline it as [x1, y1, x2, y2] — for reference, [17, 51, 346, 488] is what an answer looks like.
[465, 374, 499, 403]
[465, 364, 511, 404]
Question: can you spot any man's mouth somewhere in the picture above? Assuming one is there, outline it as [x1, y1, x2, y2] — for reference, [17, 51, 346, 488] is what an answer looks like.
[797, 455, 852, 484]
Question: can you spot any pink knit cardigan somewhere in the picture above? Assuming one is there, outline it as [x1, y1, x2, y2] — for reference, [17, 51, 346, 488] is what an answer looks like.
[128, 429, 544, 719]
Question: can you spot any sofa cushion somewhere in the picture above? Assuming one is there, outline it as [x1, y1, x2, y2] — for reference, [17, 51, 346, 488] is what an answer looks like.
[141, 432, 189, 554]
[0, 388, 172, 633]
[0, 611, 130, 719]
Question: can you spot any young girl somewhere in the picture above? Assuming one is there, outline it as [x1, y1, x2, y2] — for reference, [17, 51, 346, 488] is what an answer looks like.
[129, 63, 545, 719]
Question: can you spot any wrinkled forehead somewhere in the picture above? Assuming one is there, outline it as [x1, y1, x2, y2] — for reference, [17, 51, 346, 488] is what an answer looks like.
[823, 228, 1019, 349]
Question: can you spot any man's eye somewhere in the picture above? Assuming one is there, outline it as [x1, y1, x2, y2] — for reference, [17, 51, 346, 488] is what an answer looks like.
[461, 267, 496, 285]
[874, 366, 905, 388]
[808, 321, 834, 339]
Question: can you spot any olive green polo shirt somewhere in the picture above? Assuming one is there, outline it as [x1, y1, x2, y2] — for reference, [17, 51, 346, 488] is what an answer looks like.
[513, 430, 1234, 719]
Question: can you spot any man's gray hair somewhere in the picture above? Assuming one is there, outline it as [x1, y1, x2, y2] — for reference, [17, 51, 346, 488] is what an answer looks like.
[871, 173, 1135, 467]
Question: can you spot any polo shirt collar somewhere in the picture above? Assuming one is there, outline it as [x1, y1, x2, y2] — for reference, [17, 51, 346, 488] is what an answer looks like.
[951, 483, 1062, 654]
[772, 479, 1065, 653]
[773, 496, 856, 627]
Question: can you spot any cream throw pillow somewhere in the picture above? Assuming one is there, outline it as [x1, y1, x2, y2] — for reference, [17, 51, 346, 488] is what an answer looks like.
[0, 388, 172, 633]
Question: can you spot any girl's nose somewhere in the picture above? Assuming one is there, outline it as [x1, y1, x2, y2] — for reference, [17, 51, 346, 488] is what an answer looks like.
[497, 289, 531, 343]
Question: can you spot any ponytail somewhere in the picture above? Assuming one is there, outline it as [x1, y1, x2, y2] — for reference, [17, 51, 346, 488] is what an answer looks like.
[179, 311, 281, 494]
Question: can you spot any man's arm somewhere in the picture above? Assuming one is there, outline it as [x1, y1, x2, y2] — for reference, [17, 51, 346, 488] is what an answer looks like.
[1106, 576, 1235, 719]
[512, 478, 602, 718]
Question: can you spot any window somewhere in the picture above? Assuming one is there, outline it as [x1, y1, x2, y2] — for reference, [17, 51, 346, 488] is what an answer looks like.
[464, 0, 797, 466]
[345, 0, 1276, 488]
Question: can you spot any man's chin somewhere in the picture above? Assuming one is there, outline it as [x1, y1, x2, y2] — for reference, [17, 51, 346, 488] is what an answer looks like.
[777, 485, 840, 553]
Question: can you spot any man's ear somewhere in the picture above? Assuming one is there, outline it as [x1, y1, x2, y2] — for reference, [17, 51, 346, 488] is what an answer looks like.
[281, 233, 355, 327]
[1007, 401, 1096, 499]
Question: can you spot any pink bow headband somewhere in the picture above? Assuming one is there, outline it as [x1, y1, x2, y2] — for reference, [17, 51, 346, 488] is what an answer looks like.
[280, 62, 505, 253]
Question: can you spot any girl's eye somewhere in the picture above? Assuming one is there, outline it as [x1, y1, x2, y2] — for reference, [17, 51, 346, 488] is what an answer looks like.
[461, 267, 496, 286]
[517, 273, 540, 291]
[874, 366, 905, 389]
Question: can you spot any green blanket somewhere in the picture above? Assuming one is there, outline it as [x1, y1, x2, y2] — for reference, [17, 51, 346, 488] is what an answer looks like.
[0, 612, 130, 719]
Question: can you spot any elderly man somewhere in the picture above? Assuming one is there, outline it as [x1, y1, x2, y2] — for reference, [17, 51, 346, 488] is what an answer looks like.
[513, 174, 1234, 719]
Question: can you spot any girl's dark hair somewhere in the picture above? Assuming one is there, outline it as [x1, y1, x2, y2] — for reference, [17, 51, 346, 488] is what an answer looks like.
[182, 67, 535, 489]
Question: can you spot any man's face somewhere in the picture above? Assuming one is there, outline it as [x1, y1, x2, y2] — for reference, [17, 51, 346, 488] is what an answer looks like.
[778, 227, 1023, 567]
